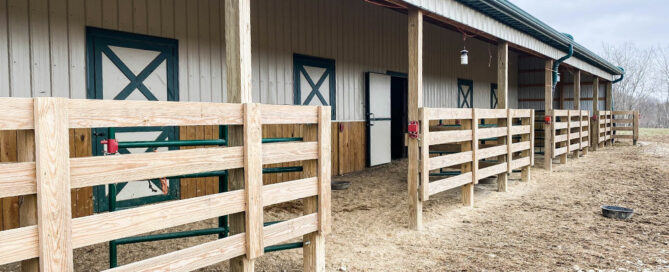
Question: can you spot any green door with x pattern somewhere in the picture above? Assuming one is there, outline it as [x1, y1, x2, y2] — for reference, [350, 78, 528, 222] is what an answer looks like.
[86, 27, 179, 212]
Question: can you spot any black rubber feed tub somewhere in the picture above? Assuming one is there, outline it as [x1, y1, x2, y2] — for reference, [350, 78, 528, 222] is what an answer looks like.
[601, 205, 634, 220]
[331, 181, 351, 190]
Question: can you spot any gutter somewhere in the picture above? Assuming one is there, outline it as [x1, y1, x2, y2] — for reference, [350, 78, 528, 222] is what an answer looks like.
[611, 67, 624, 111]
[455, 0, 624, 76]
[552, 34, 574, 89]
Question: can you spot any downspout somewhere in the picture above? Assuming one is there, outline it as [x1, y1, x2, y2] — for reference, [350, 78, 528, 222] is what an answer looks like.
[610, 66, 624, 111]
[552, 34, 574, 90]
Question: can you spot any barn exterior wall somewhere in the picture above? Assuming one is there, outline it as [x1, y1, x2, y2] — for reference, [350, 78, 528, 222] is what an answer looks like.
[1, 0, 520, 122]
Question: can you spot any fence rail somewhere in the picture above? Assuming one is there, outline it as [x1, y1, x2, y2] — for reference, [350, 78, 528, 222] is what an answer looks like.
[612, 110, 639, 145]
[0, 97, 331, 271]
[595, 110, 613, 147]
[419, 108, 534, 204]
[551, 110, 590, 160]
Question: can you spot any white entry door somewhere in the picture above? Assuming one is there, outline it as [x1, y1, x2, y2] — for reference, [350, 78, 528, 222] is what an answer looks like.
[366, 73, 392, 166]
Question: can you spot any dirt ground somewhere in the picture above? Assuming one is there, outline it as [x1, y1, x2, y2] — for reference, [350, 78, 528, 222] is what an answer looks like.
[2, 130, 669, 271]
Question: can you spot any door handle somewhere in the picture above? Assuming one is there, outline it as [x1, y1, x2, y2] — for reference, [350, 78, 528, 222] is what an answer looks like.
[93, 131, 106, 137]
[368, 113, 375, 126]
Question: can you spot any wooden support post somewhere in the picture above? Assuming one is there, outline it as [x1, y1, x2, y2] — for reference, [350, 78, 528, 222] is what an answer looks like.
[633, 111, 639, 145]
[225, 0, 253, 270]
[407, 7, 423, 230]
[243, 103, 263, 260]
[34, 97, 73, 271]
[573, 71, 581, 157]
[497, 42, 508, 192]
[18, 130, 38, 272]
[592, 78, 599, 151]
[317, 106, 332, 234]
[582, 110, 589, 156]
[544, 60, 553, 171]
[521, 113, 531, 182]
[462, 109, 476, 207]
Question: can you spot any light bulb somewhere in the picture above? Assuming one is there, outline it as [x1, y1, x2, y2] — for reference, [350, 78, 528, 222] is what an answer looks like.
[460, 49, 469, 65]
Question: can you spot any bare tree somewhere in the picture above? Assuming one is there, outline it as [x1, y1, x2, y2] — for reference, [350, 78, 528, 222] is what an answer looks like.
[601, 42, 656, 111]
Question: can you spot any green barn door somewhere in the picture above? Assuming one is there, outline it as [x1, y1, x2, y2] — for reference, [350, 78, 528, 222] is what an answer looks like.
[458, 79, 473, 108]
[86, 27, 179, 212]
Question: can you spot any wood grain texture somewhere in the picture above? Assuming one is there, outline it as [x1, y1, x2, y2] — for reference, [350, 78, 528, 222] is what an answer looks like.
[70, 146, 244, 189]
[67, 99, 244, 128]
[419, 108, 429, 201]
[317, 107, 331, 233]
[429, 172, 472, 196]
[17, 129, 38, 271]
[0, 98, 34, 130]
[544, 60, 553, 171]
[429, 151, 473, 171]
[33, 97, 73, 271]
[243, 104, 263, 259]
[407, 7, 423, 231]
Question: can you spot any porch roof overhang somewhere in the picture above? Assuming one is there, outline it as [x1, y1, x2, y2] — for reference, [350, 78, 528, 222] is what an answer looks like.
[396, 0, 622, 80]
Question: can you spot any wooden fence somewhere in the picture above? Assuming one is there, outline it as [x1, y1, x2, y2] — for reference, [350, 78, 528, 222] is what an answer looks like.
[612, 111, 639, 145]
[594, 110, 613, 148]
[0, 97, 331, 271]
[419, 108, 534, 206]
[551, 110, 590, 162]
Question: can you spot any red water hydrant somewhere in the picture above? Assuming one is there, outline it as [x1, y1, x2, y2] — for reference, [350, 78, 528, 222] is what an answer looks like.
[592, 114, 598, 121]
[408, 121, 419, 139]
[544, 116, 551, 125]
[100, 139, 118, 154]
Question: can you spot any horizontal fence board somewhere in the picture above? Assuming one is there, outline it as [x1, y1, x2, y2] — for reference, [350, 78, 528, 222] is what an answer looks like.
[0, 226, 38, 265]
[478, 163, 507, 179]
[553, 110, 569, 116]
[511, 142, 530, 153]
[429, 130, 472, 145]
[476, 109, 507, 119]
[581, 120, 589, 127]
[0, 162, 36, 198]
[554, 147, 567, 156]
[554, 134, 568, 143]
[554, 122, 568, 130]
[509, 157, 530, 170]
[509, 109, 532, 118]
[612, 111, 635, 115]
[569, 143, 580, 151]
[429, 172, 472, 196]
[105, 214, 318, 272]
[613, 127, 633, 131]
[70, 147, 244, 189]
[67, 99, 244, 128]
[262, 142, 318, 165]
[260, 104, 319, 124]
[0, 98, 34, 130]
[477, 145, 507, 160]
[72, 190, 246, 249]
[613, 119, 633, 124]
[477, 127, 506, 139]
[426, 108, 472, 120]
[582, 142, 589, 147]
[262, 177, 318, 206]
[570, 121, 580, 128]
[582, 131, 589, 137]
[569, 132, 580, 140]
[429, 151, 472, 171]
[510, 125, 530, 135]
[613, 134, 634, 139]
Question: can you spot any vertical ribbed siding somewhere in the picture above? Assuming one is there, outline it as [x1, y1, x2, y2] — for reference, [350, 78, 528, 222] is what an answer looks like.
[518, 56, 545, 110]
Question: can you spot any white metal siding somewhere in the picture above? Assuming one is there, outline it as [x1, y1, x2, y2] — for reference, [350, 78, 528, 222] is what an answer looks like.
[1, 0, 520, 121]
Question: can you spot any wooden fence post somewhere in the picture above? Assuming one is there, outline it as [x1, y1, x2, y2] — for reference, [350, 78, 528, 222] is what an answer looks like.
[17, 130, 38, 272]
[317, 106, 332, 234]
[521, 113, 531, 182]
[544, 60, 553, 172]
[243, 103, 263, 260]
[419, 108, 429, 201]
[633, 111, 639, 145]
[33, 97, 73, 271]
[303, 107, 328, 271]
[462, 108, 477, 207]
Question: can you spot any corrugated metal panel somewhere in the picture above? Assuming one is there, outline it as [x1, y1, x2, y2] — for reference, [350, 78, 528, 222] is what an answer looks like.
[0, 0, 226, 101]
[403, 0, 615, 80]
[2, 0, 523, 121]
[517, 56, 545, 110]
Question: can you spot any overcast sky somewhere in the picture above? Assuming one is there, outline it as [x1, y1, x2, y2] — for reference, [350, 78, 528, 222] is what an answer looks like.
[508, 0, 669, 54]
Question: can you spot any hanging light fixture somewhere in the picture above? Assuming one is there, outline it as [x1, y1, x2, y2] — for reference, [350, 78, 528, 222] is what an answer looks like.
[460, 49, 469, 65]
